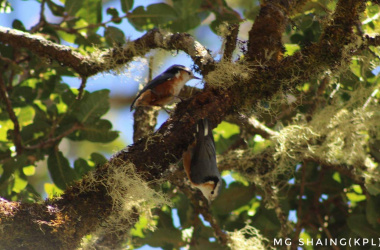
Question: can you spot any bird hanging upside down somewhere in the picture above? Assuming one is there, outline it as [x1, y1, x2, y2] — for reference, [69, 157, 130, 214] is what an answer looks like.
[183, 119, 222, 203]
[130, 64, 200, 111]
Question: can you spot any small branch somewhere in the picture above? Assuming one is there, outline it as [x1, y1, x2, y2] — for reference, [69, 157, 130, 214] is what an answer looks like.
[304, 157, 365, 184]
[169, 171, 229, 245]
[30, 0, 46, 33]
[307, 76, 329, 121]
[222, 23, 239, 62]
[0, 76, 23, 154]
[24, 123, 82, 150]
[316, 213, 339, 250]
[77, 76, 87, 100]
[225, 114, 278, 139]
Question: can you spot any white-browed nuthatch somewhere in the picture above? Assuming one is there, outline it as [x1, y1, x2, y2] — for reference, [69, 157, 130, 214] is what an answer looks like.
[183, 119, 222, 203]
[130, 64, 200, 111]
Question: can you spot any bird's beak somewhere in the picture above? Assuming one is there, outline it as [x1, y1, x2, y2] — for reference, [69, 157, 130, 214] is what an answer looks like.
[192, 75, 201, 80]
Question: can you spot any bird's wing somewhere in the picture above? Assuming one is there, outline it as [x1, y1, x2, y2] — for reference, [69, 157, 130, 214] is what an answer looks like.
[190, 119, 220, 185]
[130, 72, 173, 111]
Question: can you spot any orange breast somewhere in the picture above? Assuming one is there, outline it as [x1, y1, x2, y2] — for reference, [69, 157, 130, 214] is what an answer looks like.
[134, 76, 183, 108]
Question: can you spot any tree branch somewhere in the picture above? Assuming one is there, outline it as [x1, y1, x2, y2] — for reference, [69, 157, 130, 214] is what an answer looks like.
[222, 23, 239, 62]
[77, 76, 87, 100]
[169, 171, 229, 245]
[0, 27, 214, 77]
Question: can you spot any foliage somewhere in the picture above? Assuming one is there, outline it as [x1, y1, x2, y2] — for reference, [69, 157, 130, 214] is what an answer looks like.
[0, 0, 380, 249]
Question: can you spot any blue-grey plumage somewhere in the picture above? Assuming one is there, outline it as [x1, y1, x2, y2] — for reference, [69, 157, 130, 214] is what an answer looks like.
[130, 64, 200, 111]
[183, 119, 222, 203]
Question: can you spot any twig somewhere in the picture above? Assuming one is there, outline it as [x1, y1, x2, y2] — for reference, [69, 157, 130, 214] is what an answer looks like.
[169, 171, 229, 245]
[365, 35, 380, 47]
[30, 0, 46, 33]
[307, 76, 329, 121]
[77, 76, 87, 100]
[24, 123, 82, 150]
[0, 76, 23, 154]
[316, 214, 339, 250]
[363, 88, 379, 110]
[225, 114, 278, 139]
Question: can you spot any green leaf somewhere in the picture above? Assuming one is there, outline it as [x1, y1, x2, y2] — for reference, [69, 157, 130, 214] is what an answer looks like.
[23, 165, 36, 176]
[65, 0, 82, 16]
[0, 0, 12, 13]
[121, 0, 134, 13]
[128, 4, 178, 31]
[0, 155, 27, 186]
[105, 26, 126, 46]
[77, 0, 102, 25]
[332, 172, 341, 183]
[169, 0, 202, 32]
[284, 44, 300, 56]
[12, 19, 25, 31]
[212, 182, 254, 216]
[244, 5, 260, 20]
[214, 121, 240, 140]
[346, 192, 366, 202]
[90, 152, 107, 165]
[210, 12, 240, 34]
[366, 196, 380, 228]
[74, 90, 110, 124]
[74, 158, 92, 176]
[213, 121, 240, 154]
[106, 7, 121, 24]
[17, 106, 35, 126]
[175, 193, 193, 228]
[21, 106, 51, 145]
[12, 169, 28, 193]
[44, 183, 64, 199]
[48, 150, 79, 189]
[47, 0, 65, 16]
[68, 119, 118, 142]
[366, 181, 380, 196]
[140, 210, 182, 248]
[131, 215, 149, 238]
[251, 207, 281, 238]
[12, 85, 37, 104]
[66, 0, 102, 24]
[347, 214, 380, 238]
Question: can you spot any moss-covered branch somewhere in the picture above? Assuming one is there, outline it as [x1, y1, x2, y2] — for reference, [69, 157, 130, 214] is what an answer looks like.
[0, 27, 214, 77]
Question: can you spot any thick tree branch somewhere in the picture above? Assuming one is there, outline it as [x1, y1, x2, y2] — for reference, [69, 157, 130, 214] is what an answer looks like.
[0, 27, 214, 77]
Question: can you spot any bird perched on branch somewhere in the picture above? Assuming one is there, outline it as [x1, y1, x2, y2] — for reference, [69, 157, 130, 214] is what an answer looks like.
[130, 64, 200, 111]
[183, 119, 222, 203]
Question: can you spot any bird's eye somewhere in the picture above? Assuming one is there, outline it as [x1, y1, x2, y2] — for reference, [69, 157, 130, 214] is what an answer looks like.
[188, 72, 191, 75]
[211, 191, 214, 194]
